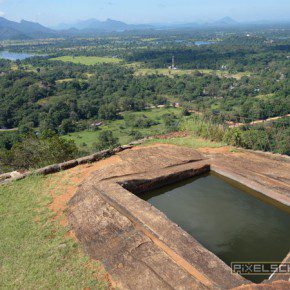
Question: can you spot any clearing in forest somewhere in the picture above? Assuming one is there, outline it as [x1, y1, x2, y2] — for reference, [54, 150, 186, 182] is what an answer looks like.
[50, 56, 122, 65]
[63, 107, 180, 148]
[134, 67, 251, 79]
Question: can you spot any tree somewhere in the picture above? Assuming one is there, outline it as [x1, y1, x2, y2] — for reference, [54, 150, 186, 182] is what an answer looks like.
[0, 134, 79, 172]
[95, 130, 120, 150]
[98, 104, 118, 120]
[18, 122, 34, 135]
[162, 113, 179, 133]
[59, 119, 76, 135]
[129, 130, 143, 141]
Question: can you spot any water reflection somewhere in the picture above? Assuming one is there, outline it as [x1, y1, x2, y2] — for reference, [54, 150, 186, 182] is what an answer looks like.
[140, 173, 290, 283]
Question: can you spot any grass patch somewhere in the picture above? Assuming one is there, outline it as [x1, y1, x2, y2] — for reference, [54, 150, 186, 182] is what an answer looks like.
[51, 56, 122, 65]
[0, 175, 109, 289]
[134, 68, 251, 79]
[64, 107, 180, 149]
[140, 38, 159, 42]
[144, 135, 225, 149]
[197, 69, 251, 80]
[134, 68, 195, 77]
[254, 93, 274, 100]
[56, 78, 76, 83]
[63, 107, 227, 153]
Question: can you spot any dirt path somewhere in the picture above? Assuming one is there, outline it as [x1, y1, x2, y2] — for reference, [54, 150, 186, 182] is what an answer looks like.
[0, 128, 18, 132]
[227, 114, 290, 128]
[188, 108, 289, 128]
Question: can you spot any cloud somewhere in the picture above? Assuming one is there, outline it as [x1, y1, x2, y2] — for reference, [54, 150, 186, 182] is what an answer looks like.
[0, 11, 5, 17]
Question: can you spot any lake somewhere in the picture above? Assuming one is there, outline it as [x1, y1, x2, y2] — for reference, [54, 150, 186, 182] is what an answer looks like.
[0, 51, 35, 61]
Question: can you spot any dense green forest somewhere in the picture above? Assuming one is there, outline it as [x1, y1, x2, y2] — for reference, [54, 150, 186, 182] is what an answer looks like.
[0, 27, 289, 172]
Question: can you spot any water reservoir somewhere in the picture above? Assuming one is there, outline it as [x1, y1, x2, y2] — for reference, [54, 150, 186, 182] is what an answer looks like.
[139, 172, 290, 282]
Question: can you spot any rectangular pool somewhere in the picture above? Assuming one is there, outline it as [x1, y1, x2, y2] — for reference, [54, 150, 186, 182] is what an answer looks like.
[139, 172, 290, 282]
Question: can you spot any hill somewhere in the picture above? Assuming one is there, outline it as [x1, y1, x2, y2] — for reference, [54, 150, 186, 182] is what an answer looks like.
[0, 16, 289, 40]
[212, 16, 239, 26]
[0, 27, 30, 40]
[0, 17, 153, 39]
[0, 17, 56, 39]
[56, 18, 152, 32]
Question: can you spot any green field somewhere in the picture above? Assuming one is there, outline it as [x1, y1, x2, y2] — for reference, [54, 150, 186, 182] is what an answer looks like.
[0, 175, 109, 289]
[51, 56, 122, 65]
[64, 107, 227, 152]
[56, 78, 76, 83]
[254, 93, 275, 100]
[134, 68, 195, 77]
[197, 69, 251, 80]
[64, 107, 179, 149]
[144, 136, 225, 149]
[134, 68, 250, 79]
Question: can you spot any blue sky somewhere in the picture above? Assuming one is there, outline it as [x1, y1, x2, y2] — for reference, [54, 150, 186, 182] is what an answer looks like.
[0, 0, 289, 26]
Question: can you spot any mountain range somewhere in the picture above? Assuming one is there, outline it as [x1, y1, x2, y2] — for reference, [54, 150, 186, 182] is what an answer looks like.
[0, 17, 155, 40]
[0, 16, 289, 40]
[0, 17, 56, 40]
[55, 18, 152, 31]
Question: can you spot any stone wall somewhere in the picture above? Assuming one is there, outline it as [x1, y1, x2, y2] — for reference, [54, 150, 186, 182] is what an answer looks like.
[0, 145, 133, 184]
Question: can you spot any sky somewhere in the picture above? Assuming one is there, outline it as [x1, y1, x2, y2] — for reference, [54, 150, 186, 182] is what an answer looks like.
[0, 0, 289, 26]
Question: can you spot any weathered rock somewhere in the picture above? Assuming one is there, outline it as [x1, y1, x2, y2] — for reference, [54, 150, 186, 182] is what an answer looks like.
[35, 164, 60, 175]
[0, 145, 133, 184]
[68, 145, 250, 289]
[68, 144, 290, 289]
[233, 281, 290, 290]
[0, 173, 12, 182]
[112, 146, 124, 153]
[267, 252, 290, 283]
[207, 150, 290, 207]
[10, 171, 23, 179]
[92, 149, 112, 161]
[120, 144, 133, 150]
[76, 154, 98, 165]
[59, 160, 78, 170]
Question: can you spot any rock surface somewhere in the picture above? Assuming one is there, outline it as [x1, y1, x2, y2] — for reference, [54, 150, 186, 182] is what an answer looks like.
[199, 147, 290, 207]
[67, 145, 290, 289]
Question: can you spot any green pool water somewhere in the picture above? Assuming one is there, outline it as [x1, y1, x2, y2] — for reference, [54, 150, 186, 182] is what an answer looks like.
[139, 172, 290, 283]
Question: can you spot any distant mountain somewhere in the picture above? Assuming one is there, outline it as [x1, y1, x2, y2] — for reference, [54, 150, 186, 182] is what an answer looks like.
[1, 16, 289, 40]
[0, 27, 29, 41]
[212, 17, 239, 27]
[55, 18, 152, 32]
[0, 16, 154, 40]
[78, 19, 126, 30]
[0, 17, 57, 40]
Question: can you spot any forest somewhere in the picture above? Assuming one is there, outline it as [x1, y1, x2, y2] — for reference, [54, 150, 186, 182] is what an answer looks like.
[0, 27, 289, 172]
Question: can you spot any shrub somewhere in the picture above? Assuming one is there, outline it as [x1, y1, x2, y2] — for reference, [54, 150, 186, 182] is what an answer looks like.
[95, 130, 120, 150]
[129, 130, 143, 141]
[162, 113, 180, 133]
[0, 134, 78, 172]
